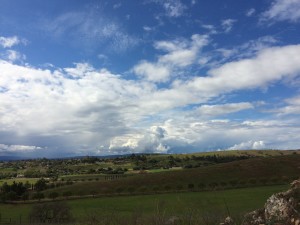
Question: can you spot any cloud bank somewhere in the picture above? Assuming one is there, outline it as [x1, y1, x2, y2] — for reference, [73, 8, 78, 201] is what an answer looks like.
[1, 39, 300, 155]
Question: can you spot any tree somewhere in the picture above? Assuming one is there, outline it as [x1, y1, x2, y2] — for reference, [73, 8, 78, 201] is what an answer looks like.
[34, 178, 47, 192]
[32, 192, 45, 201]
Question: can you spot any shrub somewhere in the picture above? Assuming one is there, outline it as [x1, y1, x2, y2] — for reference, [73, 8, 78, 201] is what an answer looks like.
[29, 202, 73, 224]
[32, 192, 45, 201]
[188, 183, 195, 190]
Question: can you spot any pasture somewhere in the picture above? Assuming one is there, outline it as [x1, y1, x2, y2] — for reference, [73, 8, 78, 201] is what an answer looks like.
[0, 185, 288, 223]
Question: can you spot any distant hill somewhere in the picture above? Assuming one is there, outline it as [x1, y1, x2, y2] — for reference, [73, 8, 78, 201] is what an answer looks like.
[0, 155, 30, 161]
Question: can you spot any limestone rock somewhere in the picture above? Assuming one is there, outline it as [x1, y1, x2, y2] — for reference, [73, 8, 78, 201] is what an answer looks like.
[238, 179, 300, 225]
[242, 208, 265, 225]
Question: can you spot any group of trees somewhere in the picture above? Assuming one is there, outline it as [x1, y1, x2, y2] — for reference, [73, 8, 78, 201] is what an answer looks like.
[0, 178, 63, 202]
[0, 181, 30, 201]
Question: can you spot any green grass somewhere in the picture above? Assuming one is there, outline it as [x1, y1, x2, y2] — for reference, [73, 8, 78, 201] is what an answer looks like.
[70, 185, 288, 218]
[42, 154, 300, 196]
[0, 178, 39, 185]
[0, 185, 288, 222]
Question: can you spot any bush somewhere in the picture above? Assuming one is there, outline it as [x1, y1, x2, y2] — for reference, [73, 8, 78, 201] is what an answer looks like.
[29, 202, 73, 223]
[188, 183, 195, 190]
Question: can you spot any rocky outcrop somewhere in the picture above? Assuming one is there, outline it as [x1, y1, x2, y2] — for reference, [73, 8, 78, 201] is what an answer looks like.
[221, 179, 300, 225]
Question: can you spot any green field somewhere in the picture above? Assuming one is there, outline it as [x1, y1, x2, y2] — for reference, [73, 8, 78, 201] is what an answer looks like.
[0, 185, 289, 223]
[41, 154, 300, 197]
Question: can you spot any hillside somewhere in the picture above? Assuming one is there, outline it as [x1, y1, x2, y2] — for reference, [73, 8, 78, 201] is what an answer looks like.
[42, 154, 300, 197]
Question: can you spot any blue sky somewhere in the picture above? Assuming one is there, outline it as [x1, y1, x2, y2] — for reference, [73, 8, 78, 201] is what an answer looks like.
[0, 0, 300, 157]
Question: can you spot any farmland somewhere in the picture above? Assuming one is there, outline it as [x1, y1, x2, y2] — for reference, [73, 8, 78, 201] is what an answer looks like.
[0, 150, 299, 224]
[0, 185, 289, 224]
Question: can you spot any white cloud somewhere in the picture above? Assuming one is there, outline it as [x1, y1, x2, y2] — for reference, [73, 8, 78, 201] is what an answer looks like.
[0, 60, 155, 155]
[64, 63, 94, 78]
[133, 34, 209, 82]
[0, 36, 24, 48]
[143, 26, 153, 32]
[141, 44, 300, 111]
[229, 140, 266, 150]
[274, 95, 300, 115]
[0, 144, 42, 152]
[221, 19, 236, 33]
[1, 50, 26, 63]
[201, 24, 218, 34]
[44, 11, 138, 52]
[208, 44, 300, 91]
[196, 102, 254, 116]
[1, 39, 300, 155]
[213, 36, 278, 66]
[246, 8, 256, 17]
[262, 0, 300, 22]
[109, 126, 169, 153]
[133, 61, 171, 82]
[162, 0, 186, 17]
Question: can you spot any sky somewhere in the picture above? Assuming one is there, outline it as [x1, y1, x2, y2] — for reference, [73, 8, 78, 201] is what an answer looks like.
[0, 0, 300, 157]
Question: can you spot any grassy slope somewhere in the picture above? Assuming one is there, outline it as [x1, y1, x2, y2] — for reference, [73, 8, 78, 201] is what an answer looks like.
[0, 185, 288, 222]
[43, 154, 300, 196]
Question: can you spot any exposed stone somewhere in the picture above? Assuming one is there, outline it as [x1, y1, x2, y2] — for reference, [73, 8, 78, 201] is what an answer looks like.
[264, 193, 295, 221]
[219, 216, 234, 225]
[165, 216, 179, 225]
[234, 179, 300, 225]
[242, 208, 265, 225]
[291, 180, 300, 189]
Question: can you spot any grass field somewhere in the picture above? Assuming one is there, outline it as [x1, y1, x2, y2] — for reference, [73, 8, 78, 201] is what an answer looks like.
[0, 184, 288, 223]
[41, 154, 300, 197]
[0, 178, 39, 185]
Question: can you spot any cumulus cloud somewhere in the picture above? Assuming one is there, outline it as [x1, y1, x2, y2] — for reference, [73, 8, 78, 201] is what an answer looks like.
[109, 126, 169, 153]
[1, 38, 300, 155]
[0, 60, 154, 155]
[262, 0, 300, 22]
[133, 34, 209, 82]
[141, 44, 300, 111]
[133, 61, 171, 82]
[229, 140, 266, 150]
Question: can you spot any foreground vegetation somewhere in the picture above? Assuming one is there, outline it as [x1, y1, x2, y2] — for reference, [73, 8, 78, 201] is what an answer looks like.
[0, 185, 289, 224]
[0, 151, 299, 202]
[0, 150, 299, 224]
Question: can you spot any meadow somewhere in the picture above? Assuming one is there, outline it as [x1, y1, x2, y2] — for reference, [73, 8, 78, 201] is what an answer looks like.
[0, 150, 299, 224]
[0, 184, 289, 224]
